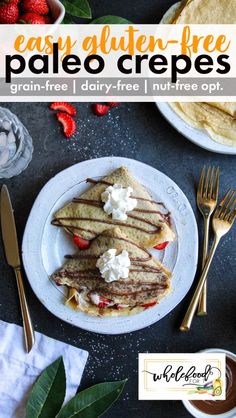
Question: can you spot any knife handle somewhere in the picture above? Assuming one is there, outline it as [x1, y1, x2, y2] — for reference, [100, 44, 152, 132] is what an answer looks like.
[14, 268, 35, 353]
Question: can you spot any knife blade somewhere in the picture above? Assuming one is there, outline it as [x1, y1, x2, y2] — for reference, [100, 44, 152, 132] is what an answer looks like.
[1, 185, 35, 352]
[1, 184, 20, 268]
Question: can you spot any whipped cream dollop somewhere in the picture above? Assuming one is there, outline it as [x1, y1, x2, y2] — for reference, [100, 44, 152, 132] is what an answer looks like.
[96, 249, 131, 283]
[89, 292, 100, 306]
[101, 184, 137, 221]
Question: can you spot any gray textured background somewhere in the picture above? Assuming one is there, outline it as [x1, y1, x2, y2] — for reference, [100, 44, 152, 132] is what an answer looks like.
[0, 1, 236, 417]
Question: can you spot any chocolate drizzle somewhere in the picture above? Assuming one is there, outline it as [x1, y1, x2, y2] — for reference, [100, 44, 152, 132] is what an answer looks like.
[52, 176, 171, 237]
[73, 197, 167, 217]
[53, 233, 169, 301]
[86, 178, 169, 210]
[65, 233, 152, 262]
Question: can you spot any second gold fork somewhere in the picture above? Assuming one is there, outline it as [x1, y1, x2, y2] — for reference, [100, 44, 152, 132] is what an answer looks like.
[196, 166, 219, 316]
[180, 189, 236, 332]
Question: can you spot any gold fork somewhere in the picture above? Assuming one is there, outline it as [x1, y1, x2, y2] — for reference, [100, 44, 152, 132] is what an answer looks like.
[197, 166, 219, 316]
[180, 189, 236, 332]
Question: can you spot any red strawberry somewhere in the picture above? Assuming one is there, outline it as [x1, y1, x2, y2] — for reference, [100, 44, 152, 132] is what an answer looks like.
[56, 112, 76, 138]
[22, 0, 49, 15]
[115, 304, 127, 310]
[18, 12, 46, 23]
[107, 102, 119, 108]
[92, 104, 110, 117]
[154, 241, 169, 250]
[98, 295, 112, 309]
[141, 301, 157, 309]
[0, 0, 20, 4]
[0, 2, 18, 23]
[50, 102, 76, 116]
[73, 235, 90, 250]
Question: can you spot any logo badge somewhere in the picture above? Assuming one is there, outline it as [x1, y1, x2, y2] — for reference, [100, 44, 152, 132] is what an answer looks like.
[139, 353, 226, 400]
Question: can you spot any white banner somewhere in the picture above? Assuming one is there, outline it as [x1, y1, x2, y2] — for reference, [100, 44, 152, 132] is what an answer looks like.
[0, 24, 236, 101]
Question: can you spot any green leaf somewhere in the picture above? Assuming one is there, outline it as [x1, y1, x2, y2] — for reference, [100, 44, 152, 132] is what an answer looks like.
[90, 15, 132, 24]
[61, 0, 92, 19]
[26, 357, 66, 418]
[57, 379, 127, 418]
[62, 14, 75, 24]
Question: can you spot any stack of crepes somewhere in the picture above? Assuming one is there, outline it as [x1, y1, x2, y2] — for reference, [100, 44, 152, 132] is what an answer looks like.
[166, 0, 236, 146]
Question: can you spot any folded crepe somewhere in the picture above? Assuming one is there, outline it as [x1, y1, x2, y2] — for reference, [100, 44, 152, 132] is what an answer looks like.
[209, 103, 236, 118]
[51, 227, 172, 317]
[175, 0, 236, 24]
[52, 166, 175, 248]
[165, 0, 236, 146]
[170, 102, 236, 146]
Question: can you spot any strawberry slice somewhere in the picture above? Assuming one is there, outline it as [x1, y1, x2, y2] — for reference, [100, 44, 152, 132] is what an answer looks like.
[50, 102, 76, 116]
[98, 295, 112, 309]
[56, 112, 76, 138]
[115, 304, 128, 310]
[73, 235, 90, 250]
[141, 301, 157, 309]
[92, 104, 110, 117]
[107, 102, 119, 108]
[154, 241, 169, 250]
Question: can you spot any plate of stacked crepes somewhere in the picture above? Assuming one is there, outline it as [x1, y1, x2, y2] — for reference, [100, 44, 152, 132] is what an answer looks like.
[158, 0, 236, 155]
[22, 157, 198, 334]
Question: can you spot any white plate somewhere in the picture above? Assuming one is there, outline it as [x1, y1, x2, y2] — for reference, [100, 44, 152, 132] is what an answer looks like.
[158, 2, 236, 156]
[157, 103, 236, 155]
[22, 157, 198, 334]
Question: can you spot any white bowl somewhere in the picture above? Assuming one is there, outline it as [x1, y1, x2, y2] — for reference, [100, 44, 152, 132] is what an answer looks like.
[183, 349, 236, 418]
[48, 0, 65, 24]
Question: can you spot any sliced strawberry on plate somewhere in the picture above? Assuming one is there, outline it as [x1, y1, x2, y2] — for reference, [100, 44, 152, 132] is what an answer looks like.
[154, 241, 169, 250]
[92, 104, 110, 117]
[141, 301, 157, 309]
[50, 102, 76, 116]
[115, 304, 128, 310]
[56, 112, 76, 138]
[106, 102, 119, 108]
[73, 235, 90, 250]
[98, 295, 112, 309]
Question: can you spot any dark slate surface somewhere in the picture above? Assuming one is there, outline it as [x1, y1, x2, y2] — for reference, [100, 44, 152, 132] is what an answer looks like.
[0, 2, 236, 418]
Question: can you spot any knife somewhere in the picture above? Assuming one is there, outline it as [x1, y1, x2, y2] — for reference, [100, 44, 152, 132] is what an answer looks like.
[1, 185, 35, 353]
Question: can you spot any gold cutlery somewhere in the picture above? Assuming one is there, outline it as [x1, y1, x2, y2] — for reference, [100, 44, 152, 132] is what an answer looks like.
[180, 189, 236, 332]
[1, 185, 35, 352]
[196, 166, 219, 316]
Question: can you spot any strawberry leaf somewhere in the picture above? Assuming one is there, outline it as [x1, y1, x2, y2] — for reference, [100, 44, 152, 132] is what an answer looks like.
[26, 357, 66, 418]
[57, 379, 127, 418]
[60, 0, 92, 19]
[90, 15, 132, 24]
